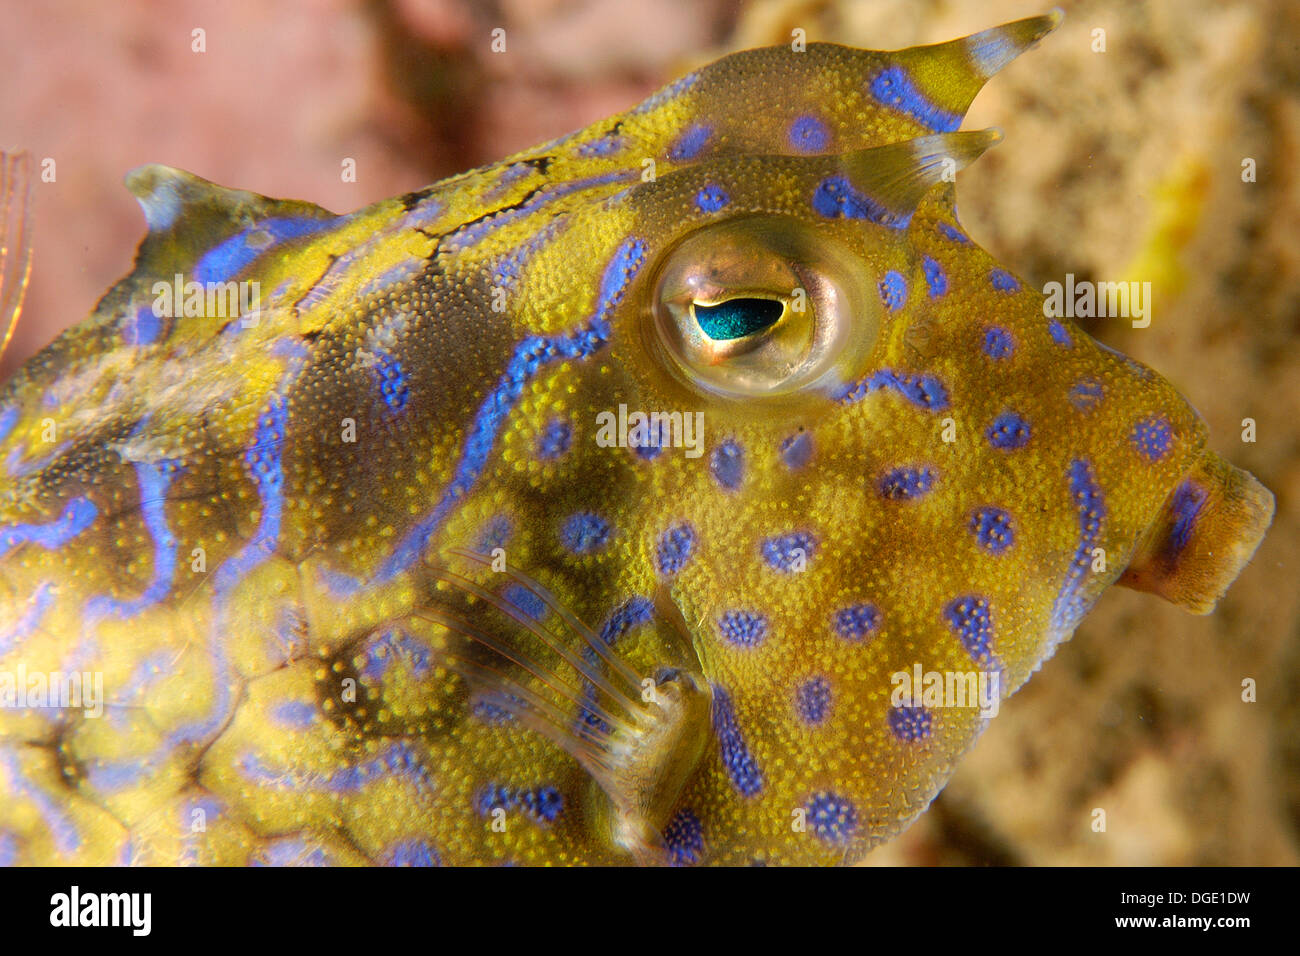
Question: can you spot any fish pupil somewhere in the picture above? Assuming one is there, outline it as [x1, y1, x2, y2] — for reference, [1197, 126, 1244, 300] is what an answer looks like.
[693, 297, 783, 340]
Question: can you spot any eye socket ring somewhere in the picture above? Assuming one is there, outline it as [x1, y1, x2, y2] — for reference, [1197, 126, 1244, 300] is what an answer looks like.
[648, 215, 878, 399]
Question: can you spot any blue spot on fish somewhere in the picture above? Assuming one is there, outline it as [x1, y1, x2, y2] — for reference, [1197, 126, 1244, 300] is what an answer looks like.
[537, 418, 572, 459]
[695, 184, 729, 213]
[878, 271, 907, 310]
[807, 791, 858, 844]
[879, 466, 936, 500]
[577, 134, 627, 157]
[969, 507, 1014, 555]
[888, 705, 933, 741]
[780, 431, 813, 469]
[710, 439, 744, 490]
[1131, 415, 1173, 462]
[762, 530, 816, 572]
[983, 326, 1015, 359]
[833, 603, 880, 642]
[987, 412, 1032, 450]
[788, 114, 830, 152]
[655, 523, 696, 575]
[795, 677, 832, 725]
[922, 256, 947, 297]
[503, 583, 548, 621]
[718, 610, 768, 648]
[560, 512, 611, 554]
[989, 268, 1020, 292]
[945, 595, 995, 663]
[1069, 378, 1105, 412]
[1048, 319, 1073, 347]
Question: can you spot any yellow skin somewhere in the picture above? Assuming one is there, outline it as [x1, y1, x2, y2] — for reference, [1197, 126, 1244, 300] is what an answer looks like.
[0, 13, 1274, 865]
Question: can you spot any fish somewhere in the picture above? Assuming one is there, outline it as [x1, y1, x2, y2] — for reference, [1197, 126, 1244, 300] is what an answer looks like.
[0, 10, 1274, 866]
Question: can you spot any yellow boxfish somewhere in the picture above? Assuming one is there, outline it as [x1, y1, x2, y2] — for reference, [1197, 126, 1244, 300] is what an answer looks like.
[0, 11, 1275, 866]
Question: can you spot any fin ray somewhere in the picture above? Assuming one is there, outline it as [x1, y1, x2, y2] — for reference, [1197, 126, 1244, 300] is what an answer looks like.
[0, 151, 34, 365]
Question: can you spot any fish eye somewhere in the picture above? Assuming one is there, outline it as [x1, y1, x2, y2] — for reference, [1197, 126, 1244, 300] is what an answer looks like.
[649, 216, 878, 398]
[691, 298, 786, 341]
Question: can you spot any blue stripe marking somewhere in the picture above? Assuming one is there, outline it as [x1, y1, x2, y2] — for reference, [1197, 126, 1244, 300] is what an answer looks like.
[0, 582, 54, 656]
[669, 124, 712, 161]
[242, 741, 432, 794]
[124, 305, 162, 346]
[271, 700, 318, 729]
[576, 596, 655, 734]
[474, 783, 563, 823]
[373, 353, 410, 413]
[84, 462, 178, 620]
[450, 171, 632, 250]
[85, 755, 161, 792]
[632, 72, 699, 115]
[0, 748, 80, 854]
[936, 222, 969, 243]
[868, 66, 961, 133]
[0, 405, 16, 443]
[332, 237, 647, 593]
[945, 595, 995, 663]
[1050, 460, 1106, 632]
[387, 839, 442, 867]
[493, 218, 567, 290]
[965, 31, 1018, 76]
[834, 369, 949, 410]
[0, 497, 98, 558]
[577, 134, 627, 157]
[663, 808, 705, 865]
[1166, 481, 1208, 556]
[812, 176, 910, 228]
[194, 216, 335, 284]
[171, 378, 297, 746]
[214, 399, 287, 593]
[711, 686, 764, 797]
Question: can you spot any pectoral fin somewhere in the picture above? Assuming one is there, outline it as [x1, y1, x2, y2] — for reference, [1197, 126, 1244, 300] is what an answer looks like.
[1119, 450, 1274, 613]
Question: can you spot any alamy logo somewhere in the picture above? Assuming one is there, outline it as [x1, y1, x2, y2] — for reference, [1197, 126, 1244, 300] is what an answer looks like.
[49, 886, 151, 936]
[594, 404, 704, 458]
[890, 663, 1001, 718]
[152, 273, 261, 319]
[1042, 273, 1152, 328]
[0, 664, 102, 718]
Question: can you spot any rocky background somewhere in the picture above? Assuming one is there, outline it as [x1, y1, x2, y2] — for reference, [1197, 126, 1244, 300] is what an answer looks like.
[2, 0, 1295, 865]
